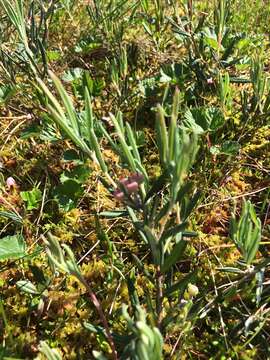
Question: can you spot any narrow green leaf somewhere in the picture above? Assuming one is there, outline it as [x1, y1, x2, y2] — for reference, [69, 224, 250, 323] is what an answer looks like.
[98, 121, 120, 155]
[110, 113, 136, 171]
[37, 78, 92, 155]
[181, 191, 201, 221]
[164, 271, 197, 296]
[143, 225, 160, 264]
[99, 210, 128, 218]
[247, 221, 261, 264]
[182, 231, 197, 238]
[16, 280, 39, 295]
[161, 239, 187, 273]
[156, 105, 168, 166]
[0, 210, 23, 225]
[168, 89, 179, 161]
[160, 222, 188, 244]
[49, 71, 79, 134]
[127, 207, 148, 244]
[230, 200, 261, 264]
[84, 87, 94, 139]
[89, 128, 108, 173]
[48, 104, 91, 155]
[144, 171, 169, 203]
[217, 267, 245, 274]
[126, 122, 141, 163]
[37, 78, 66, 122]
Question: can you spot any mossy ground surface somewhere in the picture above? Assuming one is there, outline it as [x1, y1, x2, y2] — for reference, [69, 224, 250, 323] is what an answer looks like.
[0, 1, 270, 359]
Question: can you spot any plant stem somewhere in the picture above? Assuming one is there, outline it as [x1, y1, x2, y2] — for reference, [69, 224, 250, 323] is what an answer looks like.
[156, 267, 164, 328]
[187, 0, 193, 22]
[80, 277, 118, 360]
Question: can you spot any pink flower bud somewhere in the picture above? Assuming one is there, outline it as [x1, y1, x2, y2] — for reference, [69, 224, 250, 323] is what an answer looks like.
[119, 177, 130, 187]
[6, 177, 16, 189]
[129, 172, 144, 184]
[113, 172, 144, 202]
[125, 181, 139, 193]
[119, 173, 144, 187]
[113, 189, 125, 201]
[207, 77, 214, 85]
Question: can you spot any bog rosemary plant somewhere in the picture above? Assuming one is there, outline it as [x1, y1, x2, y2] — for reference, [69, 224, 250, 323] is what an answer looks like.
[230, 200, 261, 265]
[0, 0, 52, 77]
[1, 0, 269, 358]
[38, 70, 200, 356]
